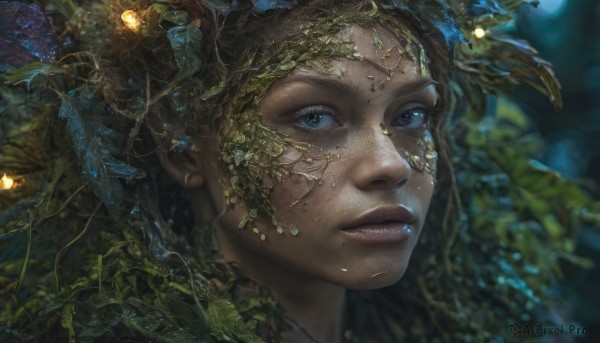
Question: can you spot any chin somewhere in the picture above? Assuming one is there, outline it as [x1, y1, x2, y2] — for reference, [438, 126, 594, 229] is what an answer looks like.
[334, 263, 409, 291]
[344, 272, 405, 291]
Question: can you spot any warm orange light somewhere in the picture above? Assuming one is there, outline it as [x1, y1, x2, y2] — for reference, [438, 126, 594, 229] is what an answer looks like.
[121, 10, 141, 32]
[0, 173, 14, 190]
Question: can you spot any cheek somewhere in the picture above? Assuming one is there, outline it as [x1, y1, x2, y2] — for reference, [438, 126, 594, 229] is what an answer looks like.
[215, 144, 434, 290]
[391, 128, 438, 180]
[412, 171, 436, 217]
[267, 148, 336, 225]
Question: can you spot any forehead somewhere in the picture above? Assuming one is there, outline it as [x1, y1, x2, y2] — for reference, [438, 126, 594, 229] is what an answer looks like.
[343, 23, 420, 71]
[342, 23, 428, 84]
[227, 18, 433, 117]
[266, 22, 430, 97]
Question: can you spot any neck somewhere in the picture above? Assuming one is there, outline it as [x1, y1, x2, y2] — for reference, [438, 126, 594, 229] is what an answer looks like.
[191, 187, 346, 343]
[217, 230, 346, 343]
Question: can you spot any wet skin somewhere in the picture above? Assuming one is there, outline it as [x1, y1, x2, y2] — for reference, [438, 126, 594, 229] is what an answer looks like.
[189, 23, 438, 342]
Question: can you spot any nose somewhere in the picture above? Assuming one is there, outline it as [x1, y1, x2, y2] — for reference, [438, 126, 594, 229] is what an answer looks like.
[351, 127, 412, 191]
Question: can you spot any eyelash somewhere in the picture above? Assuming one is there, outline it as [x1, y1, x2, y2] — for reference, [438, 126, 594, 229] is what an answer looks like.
[291, 105, 340, 134]
[289, 103, 437, 133]
[391, 106, 430, 129]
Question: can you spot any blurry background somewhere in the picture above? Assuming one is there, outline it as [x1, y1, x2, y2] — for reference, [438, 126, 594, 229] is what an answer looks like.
[515, 0, 600, 341]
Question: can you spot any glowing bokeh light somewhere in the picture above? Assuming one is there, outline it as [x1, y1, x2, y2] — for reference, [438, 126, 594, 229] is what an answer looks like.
[474, 27, 486, 39]
[121, 10, 141, 32]
[0, 173, 14, 190]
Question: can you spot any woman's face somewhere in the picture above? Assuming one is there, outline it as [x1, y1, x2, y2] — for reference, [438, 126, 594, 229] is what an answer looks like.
[202, 23, 437, 290]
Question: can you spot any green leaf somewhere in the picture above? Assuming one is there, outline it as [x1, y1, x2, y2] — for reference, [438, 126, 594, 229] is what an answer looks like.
[208, 298, 263, 343]
[61, 303, 76, 343]
[142, 4, 169, 36]
[3, 61, 61, 90]
[202, 0, 235, 15]
[163, 294, 210, 335]
[496, 96, 528, 128]
[167, 25, 203, 80]
[581, 208, 600, 226]
[161, 10, 189, 26]
[201, 81, 226, 101]
[485, 36, 563, 109]
[58, 94, 125, 217]
[49, 0, 77, 18]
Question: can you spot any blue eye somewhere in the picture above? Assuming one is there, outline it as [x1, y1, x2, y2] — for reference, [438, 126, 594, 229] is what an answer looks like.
[392, 107, 427, 129]
[295, 106, 337, 130]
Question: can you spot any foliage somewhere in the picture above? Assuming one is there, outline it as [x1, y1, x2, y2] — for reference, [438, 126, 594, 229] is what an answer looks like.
[58, 88, 146, 217]
[3, 62, 62, 90]
[0, 0, 598, 342]
[386, 0, 468, 62]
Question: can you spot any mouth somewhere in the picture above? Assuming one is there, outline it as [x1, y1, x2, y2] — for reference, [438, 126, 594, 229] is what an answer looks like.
[341, 206, 417, 244]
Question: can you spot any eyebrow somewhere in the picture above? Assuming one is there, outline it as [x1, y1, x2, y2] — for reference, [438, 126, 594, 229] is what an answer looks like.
[279, 75, 438, 100]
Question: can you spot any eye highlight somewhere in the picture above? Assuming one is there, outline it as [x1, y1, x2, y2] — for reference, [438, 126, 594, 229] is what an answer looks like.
[294, 105, 339, 130]
[391, 107, 428, 129]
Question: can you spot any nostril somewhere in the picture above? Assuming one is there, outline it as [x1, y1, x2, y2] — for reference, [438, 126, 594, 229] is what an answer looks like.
[368, 176, 408, 189]
[369, 179, 388, 187]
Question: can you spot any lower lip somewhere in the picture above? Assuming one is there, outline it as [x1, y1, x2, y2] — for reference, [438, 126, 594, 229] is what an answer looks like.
[342, 222, 413, 244]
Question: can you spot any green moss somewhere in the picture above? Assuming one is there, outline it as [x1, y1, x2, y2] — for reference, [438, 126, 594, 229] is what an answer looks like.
[0, 1, 597, 342]
[218, 8, 437, 232]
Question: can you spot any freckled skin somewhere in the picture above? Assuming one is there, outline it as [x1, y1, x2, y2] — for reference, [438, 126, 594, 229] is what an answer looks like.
[200, 24, 437, 291]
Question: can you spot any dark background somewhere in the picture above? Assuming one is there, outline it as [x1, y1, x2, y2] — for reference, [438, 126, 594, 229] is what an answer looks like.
[515, 0, 599, 341]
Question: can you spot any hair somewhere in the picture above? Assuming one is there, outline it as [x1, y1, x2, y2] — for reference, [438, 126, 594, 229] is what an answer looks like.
[111, 3, 462, 340]
[1, 1, 582, 342]
[98, 0, 457, 233]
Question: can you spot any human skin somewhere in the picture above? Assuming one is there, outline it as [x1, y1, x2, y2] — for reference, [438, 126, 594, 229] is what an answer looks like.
[162, 23, 438, 343]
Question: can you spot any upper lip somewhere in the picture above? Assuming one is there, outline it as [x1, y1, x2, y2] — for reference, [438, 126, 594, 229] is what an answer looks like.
[341, 206, 418, 230]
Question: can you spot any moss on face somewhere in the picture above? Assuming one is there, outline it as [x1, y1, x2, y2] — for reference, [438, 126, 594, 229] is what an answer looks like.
[217, 6, 438, 232]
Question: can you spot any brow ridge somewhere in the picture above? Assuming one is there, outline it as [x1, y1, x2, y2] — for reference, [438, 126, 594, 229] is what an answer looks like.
[280, 74, 437, 100]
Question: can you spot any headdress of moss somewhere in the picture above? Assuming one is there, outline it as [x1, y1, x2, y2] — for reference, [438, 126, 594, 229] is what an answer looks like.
[1, 0, 599, 342]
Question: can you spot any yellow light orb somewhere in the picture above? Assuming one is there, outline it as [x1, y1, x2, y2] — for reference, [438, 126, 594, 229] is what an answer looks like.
[121, 10, 141, 32]
[473, 27, 486, 39]
[0, 173, 14, 190]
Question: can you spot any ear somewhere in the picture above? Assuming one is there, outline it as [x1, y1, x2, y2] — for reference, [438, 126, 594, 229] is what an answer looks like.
[153, 130, 206, 188]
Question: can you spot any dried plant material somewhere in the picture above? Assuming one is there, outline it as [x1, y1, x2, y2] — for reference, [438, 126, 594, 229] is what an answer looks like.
[0, 1, 592, 342]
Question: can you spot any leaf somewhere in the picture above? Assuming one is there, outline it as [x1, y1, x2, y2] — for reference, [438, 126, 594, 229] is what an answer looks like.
[251, 0, 297, 12]
[200, 81, 225, 101]
[486, 35, 563, 109]
[465, 0, 508, 17]
[0, 2, 57, 71]
[489, 35, 540, 54]
[496, 96, 528, 128]
[533, 57, 563, 110]
[58, 95, 123, 217]
[50, 0, 77, 18]
[120, 303, 164, 336]
[459, 34, 563, 110]
[57, 89, 145, 217]
[160, 10, 189, 26]
[60, 303, 76, 342]
[434, 21, 466, 62]
[202, 0, 237, 15]
[3, 62, 62, 90]
[387, 0, 468, 63]
[163, 294, 210, 335]
[208, 298, 263, 343]
[581, 208, 600, 227]
[0, 198, 38, 228]
[167, 25, 203, 80]
[103, 156, 146, 180]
